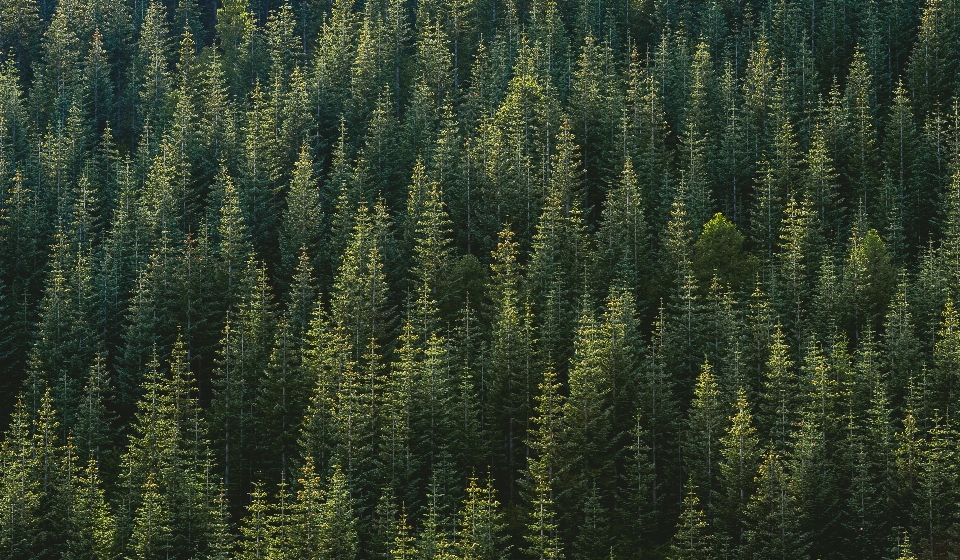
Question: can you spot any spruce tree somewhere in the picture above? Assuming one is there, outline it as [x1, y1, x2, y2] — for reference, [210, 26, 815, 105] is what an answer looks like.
[457, 474, 508, 560]
[717, 387, 759, 552]
[486, 226, 535, 504]
[668, 487, 715, 560]
[684, 360, 724, 515]
[280, 147, 323, 281]
[597, 157, 647, 294]
[744, 450, 806, 560]
[523, 368, 564, 560]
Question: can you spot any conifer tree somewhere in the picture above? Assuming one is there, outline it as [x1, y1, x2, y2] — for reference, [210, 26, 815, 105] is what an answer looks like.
[662, 180, 705, 394]
[523, 368, 564, 560]
[598, 157, 647, 293]
[256, 316, 309, 480]
[744, 450, 806, 560]
[211, 259, 275, 508]
[406, 158, 453, 338]
[624, 53, 672, 231]
[457, 474, 508, 560]
[570, 35, 618, 209]
[804, 123, 841, 244]
[685, 360, 724, 514]
[486, 226, 535, 503]
[560, 298, 614, 551]
[844, 51, 881, 224]
[679, 42, 717, 232]
[120, 338, 216, 559]
[717, 387, 759, 552]
[617, 410, 656, 557]
[67, 457, 116, 560]
[640, 305, 681, 532]
[760, 327, 798, 454]
[0, 396, 42, 557]
[907, 0, 959, 117]
[773, 194, 816, 343]
[74, 354, 114, 467]
[882, 82, 921, 256]
[135, 1, 172, 132]
[716, 60, 749, 225]
[31, 222, 99, 431]
[911, 419, 959, 559]
[280, 147, 323, 280]
[237, 482, 272, 560]
[668, 487, 715, 560]
[884, 280, 919, 404]
[528, 119, 588, 370]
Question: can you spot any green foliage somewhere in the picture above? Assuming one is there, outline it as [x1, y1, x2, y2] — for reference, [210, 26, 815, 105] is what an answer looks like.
[1, 1, 959, 557]
[692, 213, 757, 293]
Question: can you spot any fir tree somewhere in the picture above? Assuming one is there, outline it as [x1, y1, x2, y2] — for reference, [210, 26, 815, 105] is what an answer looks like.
[523, 369, 564, 560]
[668, 487, 715, 560]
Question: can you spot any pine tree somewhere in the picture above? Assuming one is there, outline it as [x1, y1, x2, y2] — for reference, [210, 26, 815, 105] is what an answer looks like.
[560, 299, 614, 556]
[323, 466, 358, 560]
[457, 474, 508, 560]
[744, 450, 806, 560]
[760, 327, 799, 454]
[523, 368, 564, 560]
[135, 1, 172, 132]
[668, 486, 715, 560]
[211, 260, 275, 508]
[907, 0, 959, 117]
[239, 82, 282, 259]
[598, 157, 647, 294]
[31, 222, 99, 432]
[197, 50, 237, 182]
[570, 35, 618, 211]
[616, 411, 656, 558]
[678, 42, 717, 232]
[911, 419, 959, 559]
[256, 316, 310, 481]
[127, 472, 173, 560]
[406, 158, 453, 338]
[300, 200, 391, 506]
[486, 226, 535, 504]
[487, 38, 561, 243]
[66, 457, 116, 560]
[280, 147, 323, 281]
[528, 119, 588, 370]
[639, 305, 681, 534]
[236, 482, 272, 560]
[120, 338, 216, 559]
[844, 51, 881, 225]
[884, 279, 919, 404]
[624, 53, 672, 233]
[804, 123, 841, 245]
[684, 360, 724, 515]
[0, 395, 42, 557]
[73, 355, 114, 467]
[211, 168, 255, 314]
[882, 82, 922, 256]
[716, 59, 750, 226]
[773, 194, 817, 344]
[717, 387, 759, 552]
[895, 534, 917, 560]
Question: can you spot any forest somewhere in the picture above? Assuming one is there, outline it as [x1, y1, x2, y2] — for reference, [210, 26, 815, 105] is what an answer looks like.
[0, 0, 959, 556]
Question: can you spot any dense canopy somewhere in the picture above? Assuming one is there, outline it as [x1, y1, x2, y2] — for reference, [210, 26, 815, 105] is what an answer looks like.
[0, 0, 958, 557]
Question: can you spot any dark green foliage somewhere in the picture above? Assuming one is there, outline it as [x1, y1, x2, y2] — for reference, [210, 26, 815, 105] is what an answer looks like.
[692, 213, 757, 293]
[0, 1, 959, 558]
